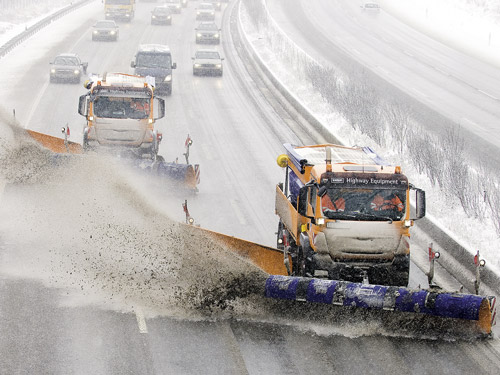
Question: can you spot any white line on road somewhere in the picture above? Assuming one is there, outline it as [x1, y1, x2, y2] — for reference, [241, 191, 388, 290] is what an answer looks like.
[477, 89, 499, 100]
[0, 179, 6, 204]
[461, 117, 478, 127]
[135, 308, 148, 334]
[230, 199, 247, 225]
[25, 81, 49, 127]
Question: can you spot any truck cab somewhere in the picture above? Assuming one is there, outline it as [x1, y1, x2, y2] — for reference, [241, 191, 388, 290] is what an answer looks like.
[78, 73, 165, 159]
[275, 143, 425, 286]
[131, 44, 177, 95]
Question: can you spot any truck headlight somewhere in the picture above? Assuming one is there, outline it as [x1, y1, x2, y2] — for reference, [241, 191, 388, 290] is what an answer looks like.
[168, 16, 171, 19]
[215, 64, 221, 68]
[74, 69, 80, 75]
[164, 75, 172, 82]
[197, 33, 202, 37]
[51, 69, 56, 73]
[210, 11, 214, 15]
[110, 31, 116, 35]
[196, 11, 200, 15]
[194, 63, 201, 67]
[93, 30, 98, 34]
[152, 15, 156, 18]
[213, 34, 219, 38]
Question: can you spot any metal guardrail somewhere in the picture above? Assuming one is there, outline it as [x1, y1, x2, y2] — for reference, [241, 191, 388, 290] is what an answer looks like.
[233, 0, 500, 297]
[0, 0, 93, 59]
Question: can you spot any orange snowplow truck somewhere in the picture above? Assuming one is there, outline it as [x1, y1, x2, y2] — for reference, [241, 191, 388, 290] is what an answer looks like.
[275, 143, 426, 286]
[78, 73, 165, 159]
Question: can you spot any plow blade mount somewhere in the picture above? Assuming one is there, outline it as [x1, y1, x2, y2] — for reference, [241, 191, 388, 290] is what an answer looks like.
[154, 161, 200, 190]
[265, 275, 496, 335]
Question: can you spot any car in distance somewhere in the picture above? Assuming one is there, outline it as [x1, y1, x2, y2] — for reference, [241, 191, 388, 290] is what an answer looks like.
[92, 20, 119, 41]
[206, 0, 221, 11]
[192, 49, 223, 76]
[164, 0, 182, 14]
[151, 6, 172, 25]
[49, 53, 88, 83]
[196, 3, 215, 21]
[195, 22, 220, 44]
[360, 2, 380, 11]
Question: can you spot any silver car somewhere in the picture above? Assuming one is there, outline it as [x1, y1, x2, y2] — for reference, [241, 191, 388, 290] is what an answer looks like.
[49, 53, 88, 83]
[164, 0, 182, 14]
[192, 49, 224, 76]
[92, 20, 119, 41]
[196, 3, 215, 20]
[195, 22, 221, 44]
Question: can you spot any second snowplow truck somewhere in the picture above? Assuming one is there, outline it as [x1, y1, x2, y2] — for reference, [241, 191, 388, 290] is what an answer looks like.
[275, 143, 425, 286]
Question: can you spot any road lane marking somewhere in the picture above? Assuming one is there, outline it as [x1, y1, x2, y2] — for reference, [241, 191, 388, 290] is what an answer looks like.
[135, 308, 148, 334]
[478, 89, 498, 100]
[230, 199, 247, 225]
[0, 178, 6, 204]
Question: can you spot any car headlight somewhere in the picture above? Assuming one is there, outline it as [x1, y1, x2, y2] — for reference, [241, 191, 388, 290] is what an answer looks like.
[168, 16, 171, 19]
[194, 63, 201, 67]
[164, 75, 172, 82]
[50, 69, 56, 74]
[126, 14, 130, 17]
[93, 30, 98, 34]
[152, 15, 156, 18]
[210, 11, 214, 15]
[197, 33, 202, 37]
[74, 69, 80, 75]
[110, 31, 116, 35]
[213, 33, 219, 38]
[176, 5, 180, 8]
[197, 11, 200, 15]
[216, 64, 222, 68]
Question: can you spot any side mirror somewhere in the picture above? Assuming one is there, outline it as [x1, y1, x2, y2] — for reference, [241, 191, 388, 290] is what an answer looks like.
[155, 97, 165, 120]
[297, 186, 309, 216]
[78, 95, 88, 117]
[130, 61, 136, 68]
[172, 62, 177, 69]
[411, 187, 426, 220]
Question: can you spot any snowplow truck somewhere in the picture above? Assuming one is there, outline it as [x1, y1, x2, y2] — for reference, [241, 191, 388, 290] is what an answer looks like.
[78, 73, 165, 159]
[104, 0, 135, 21]
[275, 143, 426, 287]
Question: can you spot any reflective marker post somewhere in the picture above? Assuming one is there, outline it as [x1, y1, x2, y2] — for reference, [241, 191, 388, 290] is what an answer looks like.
[474, 250, 486, 295]
[427, 243, 440, 286]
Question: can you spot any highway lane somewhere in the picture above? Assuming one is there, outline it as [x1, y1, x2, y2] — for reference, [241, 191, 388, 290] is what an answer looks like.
[0, 0, 500, 373]
[266, 0, 500, 166]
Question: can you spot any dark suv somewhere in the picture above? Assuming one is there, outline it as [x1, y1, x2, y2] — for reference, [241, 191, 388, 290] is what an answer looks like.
[131, 44, 177, 95]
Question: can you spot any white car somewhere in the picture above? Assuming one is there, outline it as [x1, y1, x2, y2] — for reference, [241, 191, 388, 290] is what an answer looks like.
[361, 2, 380, 11]
[196, 3, 216, 20]
[164, 0, 182, 14]
[192, 49, 224, 76]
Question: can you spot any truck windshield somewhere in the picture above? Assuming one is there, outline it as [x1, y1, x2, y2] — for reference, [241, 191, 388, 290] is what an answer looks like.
[93, 96, 150, 119]
[321, 188, 405, 221]
[136, 53, 171, 68]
